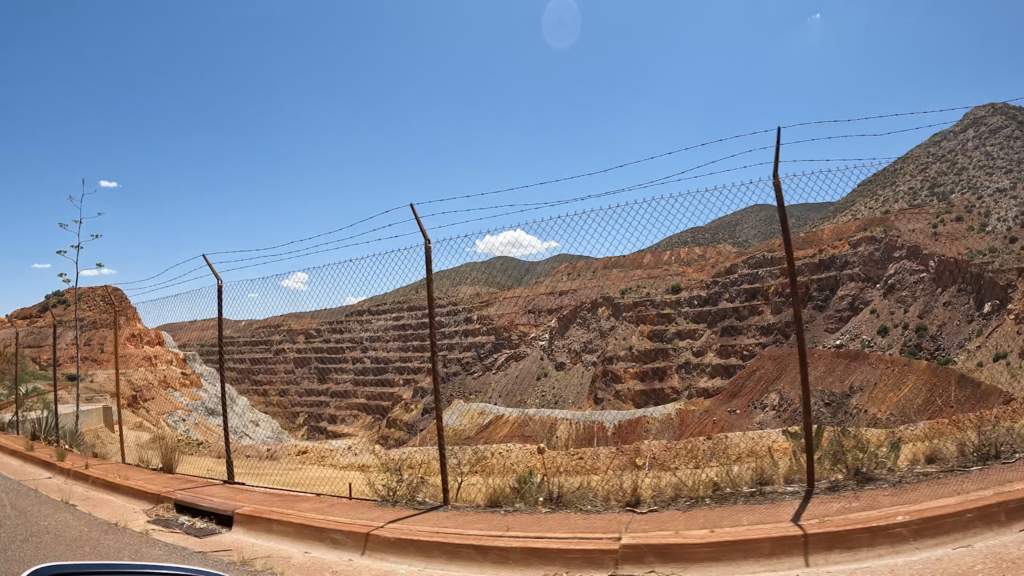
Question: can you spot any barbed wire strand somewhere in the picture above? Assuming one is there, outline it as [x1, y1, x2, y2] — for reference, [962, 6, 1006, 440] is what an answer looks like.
[117, 99, 1003, 288]
[129, 162, 887, 299]
[127, 155, 898, 291]
[783, 95, 1024, 129]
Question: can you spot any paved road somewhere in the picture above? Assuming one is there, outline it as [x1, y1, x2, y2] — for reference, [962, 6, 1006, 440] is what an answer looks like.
[0, 474, 267, 576]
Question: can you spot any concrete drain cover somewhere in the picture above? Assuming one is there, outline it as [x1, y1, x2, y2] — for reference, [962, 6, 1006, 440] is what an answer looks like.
[147, 517, 224, 539]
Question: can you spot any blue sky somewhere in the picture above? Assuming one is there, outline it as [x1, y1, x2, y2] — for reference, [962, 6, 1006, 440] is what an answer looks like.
[3, 1, 1023, 321]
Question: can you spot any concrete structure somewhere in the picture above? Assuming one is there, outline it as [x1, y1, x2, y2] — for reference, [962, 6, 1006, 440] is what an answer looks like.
[2, 403, 114, 434]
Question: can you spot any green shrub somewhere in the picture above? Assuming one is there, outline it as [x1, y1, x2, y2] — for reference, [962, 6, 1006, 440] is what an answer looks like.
[955, 215, 964, 222]
[993, 350, 1009, 363]
[936, 356, 954, 366]
[876, 324, 890, 337]
[63, 373, 78, 382]
[976, 327, 984, 338]
[906, 346, 919, 359]
[968, 225, 975, 232]
[977, 360, 985, 368]
[869, 307, 878, 315]
[669, 283, 683, 295]
[988, 246, 998, 254]
[902, 321, 910, 331]
[1010, 235, 1019, 245]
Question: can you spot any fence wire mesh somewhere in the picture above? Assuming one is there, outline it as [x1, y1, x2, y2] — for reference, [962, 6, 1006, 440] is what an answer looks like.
[5, 160, 1024, 520]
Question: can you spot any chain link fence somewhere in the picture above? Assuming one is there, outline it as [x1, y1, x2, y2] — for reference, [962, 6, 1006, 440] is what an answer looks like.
[4, 160, 1024, 517]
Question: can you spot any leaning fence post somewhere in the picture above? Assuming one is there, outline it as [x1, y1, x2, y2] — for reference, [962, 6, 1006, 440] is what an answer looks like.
[203, 255, 236, 483]
[771, 126, 816, 491]
[6, 316, 20, 436]
[410, 203, 451, 506]
[48, 308, 60, 442]
[104, 286, 127, 464]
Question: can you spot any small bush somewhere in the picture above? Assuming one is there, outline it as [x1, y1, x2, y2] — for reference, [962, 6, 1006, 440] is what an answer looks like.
[154, 430, 181, 474]
[906, 346, 919, 359]
[55, 446, 67, 462]
[988, 246, 999, 254]
[1010, 235, 1019, 245]
[136, 450, 157, 470]
[902, 321, 910, 331]
[951, 412, 1024, 467]
[368, 450, 431, 505]
[869, 307, 878, 315]
[876, 324, 890, 337]
[993, 350, 1009, 363]
[968, 225, 975, 232]
[936, 356, 954, 366]
[977, 360, 985, 368]
[669, 283, 683, 295]
[931, 222, 938, 229]
[63, 373, 78, 383]
[955, 215, 964, 222]
[976, 327, 984, 338]
[23, 438, 34, 452]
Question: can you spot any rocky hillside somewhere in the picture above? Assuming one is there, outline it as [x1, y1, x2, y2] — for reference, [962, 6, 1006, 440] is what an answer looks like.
[420, 348, 1010, 449]
[817, 102, 1024, 228]
[159, 214, 1021, 447]
[642, 202, 835, 252]
[375, 253, 593, 300]
[0, 287, 285, 445]
[2, 286, 163, 373]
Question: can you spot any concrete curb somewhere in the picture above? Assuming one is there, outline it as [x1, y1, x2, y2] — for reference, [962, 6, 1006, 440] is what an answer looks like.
[4, 434, 1024, 574]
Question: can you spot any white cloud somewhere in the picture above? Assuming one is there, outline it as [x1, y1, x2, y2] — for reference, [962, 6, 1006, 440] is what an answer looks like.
[248, 293, 259, 298]
[473, 229, 561, 257]
[80, 268, 117, 276]
[344, 296, 366, 306]
[280, 271, 309, 291]
[99, 181, 120, 188]
[31, 263, 51, 268]
[808, 13, 821, 22]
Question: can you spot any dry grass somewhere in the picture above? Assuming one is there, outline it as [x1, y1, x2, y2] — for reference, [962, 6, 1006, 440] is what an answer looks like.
[79, 404, 1024, 512]
[154, 430, 182, 474]
[366, 448, 436, 505]
[134, 449, 157, 470]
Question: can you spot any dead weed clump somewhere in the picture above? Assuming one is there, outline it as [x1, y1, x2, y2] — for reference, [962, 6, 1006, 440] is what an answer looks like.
[949, 411, 1024, 467]
[367, 449, 435, 505]
[154, 430, 182, 474]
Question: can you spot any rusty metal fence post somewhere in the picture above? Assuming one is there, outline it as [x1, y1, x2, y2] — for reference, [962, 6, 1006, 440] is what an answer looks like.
[772, 126, 816, 491]
[203, 255, 236, 483]
[410, 203, 451, 506]
[104, 286, 127, 464]
[6, 316, 20, 436]
[48, 308, 60, 442]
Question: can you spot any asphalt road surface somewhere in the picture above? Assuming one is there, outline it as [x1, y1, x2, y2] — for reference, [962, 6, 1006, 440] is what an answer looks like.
[0, 474, 266, 576]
